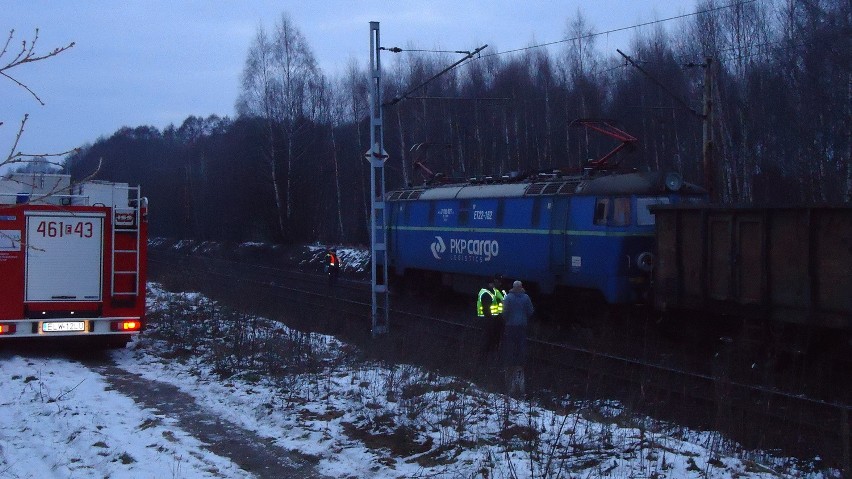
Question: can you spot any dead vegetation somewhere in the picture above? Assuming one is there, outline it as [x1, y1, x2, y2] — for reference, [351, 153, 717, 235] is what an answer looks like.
[136, 284, 836, 478]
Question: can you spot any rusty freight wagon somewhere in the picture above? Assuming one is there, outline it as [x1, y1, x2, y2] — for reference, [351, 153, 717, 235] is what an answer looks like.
[651, 205, 852, 336]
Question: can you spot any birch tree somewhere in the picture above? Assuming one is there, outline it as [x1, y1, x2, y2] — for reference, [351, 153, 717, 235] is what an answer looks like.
[237, 26, 286, 237]
[560, 11, 602, 170]
[238, 14, 322, 240]
[272, 14, 322, 228]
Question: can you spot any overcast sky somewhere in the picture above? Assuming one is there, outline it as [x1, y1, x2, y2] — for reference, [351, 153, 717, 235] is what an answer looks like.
[3, 1, 697, 169]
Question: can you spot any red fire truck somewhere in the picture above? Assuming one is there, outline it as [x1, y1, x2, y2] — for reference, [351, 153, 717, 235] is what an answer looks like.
[0, 173, 147, 347]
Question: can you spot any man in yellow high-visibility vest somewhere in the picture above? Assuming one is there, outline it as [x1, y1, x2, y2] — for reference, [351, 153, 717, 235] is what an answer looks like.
[477, 275, 505, 363]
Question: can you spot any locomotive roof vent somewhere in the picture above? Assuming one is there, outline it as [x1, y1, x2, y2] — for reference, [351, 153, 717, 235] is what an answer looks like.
[524, 179, 581, 196]
[542, 183, 562, 195]
[387, 189, 425, 201]
[526, 183, 547, 195]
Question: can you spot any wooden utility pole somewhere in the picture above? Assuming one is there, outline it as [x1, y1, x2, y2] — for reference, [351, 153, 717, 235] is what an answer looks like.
[617, 50, 716, 199]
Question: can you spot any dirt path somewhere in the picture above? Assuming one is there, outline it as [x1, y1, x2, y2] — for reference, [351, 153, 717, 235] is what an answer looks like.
[88, 361, 331, 479]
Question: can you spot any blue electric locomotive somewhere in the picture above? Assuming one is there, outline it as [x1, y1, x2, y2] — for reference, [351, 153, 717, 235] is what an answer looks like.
[386, 169, 706, 304]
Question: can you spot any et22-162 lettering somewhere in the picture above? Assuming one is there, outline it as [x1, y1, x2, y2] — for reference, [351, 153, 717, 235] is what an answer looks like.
[473, 210, 493, 220]
[35, 221, 94, 238]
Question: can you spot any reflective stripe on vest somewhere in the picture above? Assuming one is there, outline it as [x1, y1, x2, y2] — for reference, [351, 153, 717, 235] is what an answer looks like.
[494, 288, 505, 314]
[477, 288, 499, 317]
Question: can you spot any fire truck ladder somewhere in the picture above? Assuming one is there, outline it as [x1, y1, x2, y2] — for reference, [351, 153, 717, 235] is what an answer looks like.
[111, 186, 141, 298]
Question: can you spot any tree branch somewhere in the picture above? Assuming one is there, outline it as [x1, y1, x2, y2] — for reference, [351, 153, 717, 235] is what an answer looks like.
[0, 29, 75, 105]
[1, 28, 77, 172]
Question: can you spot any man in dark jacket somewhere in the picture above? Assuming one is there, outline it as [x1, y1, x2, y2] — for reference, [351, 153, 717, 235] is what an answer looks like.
[500, 280, 534, 395]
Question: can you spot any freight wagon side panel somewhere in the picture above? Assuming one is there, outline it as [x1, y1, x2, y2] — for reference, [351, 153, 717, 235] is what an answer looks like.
[653, 208, 707, 309]
[653, 209, 678, 308]
[655, 206, 852, 331]
[735, 214, 764, 303]
[769, 211, 809, 312]
[814, 209, 852, 323]
[680, 212, 705, 303]
[707, 214, 733, 301]
[708, 212, 767, 304]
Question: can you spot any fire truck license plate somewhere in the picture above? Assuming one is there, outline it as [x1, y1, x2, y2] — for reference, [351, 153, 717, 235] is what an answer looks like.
[42, 321, 85, 332]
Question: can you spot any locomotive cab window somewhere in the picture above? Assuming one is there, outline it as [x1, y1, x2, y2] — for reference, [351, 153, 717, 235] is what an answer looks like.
[594, 198, 609, 225]
[611, 197, 631, 226]
[594, 197, 631, 226]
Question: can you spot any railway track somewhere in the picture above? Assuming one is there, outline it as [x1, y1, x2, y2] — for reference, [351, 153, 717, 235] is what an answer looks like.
[148, 249, 852, 471]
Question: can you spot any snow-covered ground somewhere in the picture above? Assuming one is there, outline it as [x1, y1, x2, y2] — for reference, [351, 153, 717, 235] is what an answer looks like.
[0, 283, 839, 478]
[149, 238, 373, 278]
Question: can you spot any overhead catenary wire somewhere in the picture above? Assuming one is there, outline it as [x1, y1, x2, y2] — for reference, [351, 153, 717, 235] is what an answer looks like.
[617, 48, 705, 119]
[404, 96, 510, 102]
[380, 0, 761, 106]
[455, 0, 770, 73]
[475, 0, 759, 59]
[382, 44, 488, 106]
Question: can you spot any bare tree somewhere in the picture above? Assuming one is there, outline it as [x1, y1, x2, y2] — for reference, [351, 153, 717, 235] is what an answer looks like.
[271, 14, 322, 228]
[316, 74, 345, 241]
[237, 14, 323, 240]
[1, 29, 76, 174]
[559, 11, 602, 170]
[718, 0, 772, 203]
[237, 25, 286, 237]
[341, 58, 371, 240]
[459, 51, 501, 178]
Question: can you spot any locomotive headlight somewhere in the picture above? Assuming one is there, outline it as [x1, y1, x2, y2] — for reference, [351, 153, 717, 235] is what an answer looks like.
[664, 172, 684, 192]
[636, 251, 655, 272]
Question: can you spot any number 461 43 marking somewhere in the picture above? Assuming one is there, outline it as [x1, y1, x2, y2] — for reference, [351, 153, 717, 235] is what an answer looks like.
[36, 221, 94, 238]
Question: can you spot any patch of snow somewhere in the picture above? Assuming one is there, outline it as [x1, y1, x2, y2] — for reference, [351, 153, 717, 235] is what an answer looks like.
[0, 355, 246, 478]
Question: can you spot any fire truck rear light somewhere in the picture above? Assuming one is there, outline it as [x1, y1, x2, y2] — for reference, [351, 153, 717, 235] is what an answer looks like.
[0, 324, 16, 334]
[111, 320, 141, 332]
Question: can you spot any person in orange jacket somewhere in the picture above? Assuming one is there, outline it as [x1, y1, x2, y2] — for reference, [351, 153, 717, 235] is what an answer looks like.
[324, 249, 340, 286]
